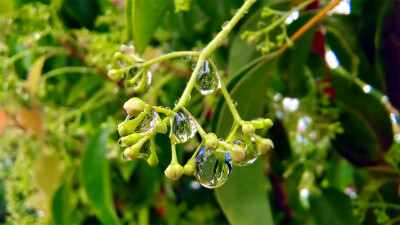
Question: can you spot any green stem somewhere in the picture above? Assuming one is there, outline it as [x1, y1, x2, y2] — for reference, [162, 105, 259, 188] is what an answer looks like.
[7, 47, 68, 65]
[41, 67, 98, 81]
[125, 0, 133, 42]
[153, 106, 173, 115]
[170, 144, 178, 162]
[173, 0, 258, 111]
[226, 122, 240, 142]
[219, 78, 243, 123]
[188, 144, 203, 162]
[144, 51, 199, 66]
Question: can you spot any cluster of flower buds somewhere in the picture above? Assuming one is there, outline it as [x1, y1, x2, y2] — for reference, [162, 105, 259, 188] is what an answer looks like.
[107, 45, 152, 92]
[117, 97, 167, 167]
[240, 7, 294, 54]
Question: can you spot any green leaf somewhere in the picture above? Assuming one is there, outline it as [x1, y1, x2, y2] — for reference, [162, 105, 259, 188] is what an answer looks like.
[310, 188, 359, 225]
[332, 71, 393, 166]
[214, 57, 277, 225]
[215, 160, 274, 225]
[52, 183, 71, 225]
[81, 129, 121, 225]
[131, 0, 173, 54]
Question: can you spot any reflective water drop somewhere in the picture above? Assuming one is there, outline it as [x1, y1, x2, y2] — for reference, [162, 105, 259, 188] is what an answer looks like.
[232, 137, 259, 166]
[137, 141, 151, 160]
[231, 99, 237, 107]
[194, 146, 232, 189]
[135, 108, 159, 133]
[33, 33, 40, 40]
[191, 64, 196, 70]
[174, 100, 179, 106]
[171, 110, 197, 143]
[181, 54, 192, 62]
[195, 60, 220, 95]
[222, 21, 230, 29]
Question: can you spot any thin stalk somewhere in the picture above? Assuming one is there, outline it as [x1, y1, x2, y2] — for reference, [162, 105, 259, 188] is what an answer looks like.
[173, 0, 258, 111]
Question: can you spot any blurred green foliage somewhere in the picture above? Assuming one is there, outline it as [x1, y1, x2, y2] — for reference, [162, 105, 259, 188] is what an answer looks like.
[0, 0, 399, 224]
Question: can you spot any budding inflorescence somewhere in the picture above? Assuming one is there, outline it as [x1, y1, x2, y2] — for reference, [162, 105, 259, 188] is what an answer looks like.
[110, 0, 276, 188]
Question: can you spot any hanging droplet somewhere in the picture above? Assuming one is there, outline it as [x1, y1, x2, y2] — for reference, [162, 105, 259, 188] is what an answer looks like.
[181, 54, 192, 62]
[174, 100, 179, 106]
[222, 21, 230, 29]
[146, 70, 152, 85]
[135, 108, 159, 133]
[194, 146, 232, 189]
[137, 141, 151, 160]
[191, 64, 196, 70]
[195, 60, 220, 95]
[232, 136, 259, 166]
[171, 110, 197, 143]
[231, 99, 237, 107]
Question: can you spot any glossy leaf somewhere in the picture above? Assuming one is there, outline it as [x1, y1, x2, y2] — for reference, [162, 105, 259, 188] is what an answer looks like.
[310, 188, 359, 225]
[131, 0, 173, 54]
[81, 129, 120, 225]
[52, 182, 71, 225]
[215, 160, 274, 225]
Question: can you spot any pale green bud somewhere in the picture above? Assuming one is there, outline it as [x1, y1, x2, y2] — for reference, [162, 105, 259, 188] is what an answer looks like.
[183, 160, 195, 176]
[123, 97, 145, 117]
[242, 123, 255, 136]
[164, 163, 184, 180]
[230, 145, 245, 163]
[205, 133, 219, 150]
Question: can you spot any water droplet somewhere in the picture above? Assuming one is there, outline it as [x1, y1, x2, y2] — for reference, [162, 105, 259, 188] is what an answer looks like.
[195, 60, 220, 95]
[191, 64, 196, 70]
[174, 100, 179, 106]
[232, 137, 259, 166]
[33, 33, 40, 40]
[135, 108, 159, 133]
[194, 146, 232, 189]
[188, 94, 191, 101]
[222, 21, 230, 29]
[6, 18, 12, 25]
[231, 99, 237, 107]
[181, 54, 192, 62]
[146, 70, 152, 85]
[171, 110, 197, 143]
[138, 141, 151, 159]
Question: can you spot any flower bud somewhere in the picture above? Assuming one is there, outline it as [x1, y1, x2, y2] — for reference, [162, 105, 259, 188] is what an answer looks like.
[147, 150, 159, 167]
[108, 69, 123, 81]
[119, 133, 146, 147]
[183, 160, 195, 176]
[164, 163, 184, 180]
[205, 133, 219, 150]
[230, 145, 245, 163]
[251, 119, 265, 129]
[155, 119, 167, 134]
[242, 123, 255, 136]
[263, 119, 273, 129]
[123, 97, 145, 117]
[117, 109, 149, 136]
[257, 138, 274, 154]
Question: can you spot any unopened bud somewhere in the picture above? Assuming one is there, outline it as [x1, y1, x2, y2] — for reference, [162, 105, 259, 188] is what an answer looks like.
[164, 163, 184, 180]
[119, 133, 146, 147]
[183, 160, 195, 176]
[155, 120, 167, 134]
[242, 123, 255, 136]
[205, 133, 219, 150]
[147, 150, 159, 167]
[230, 145, 245, 163]
[108, 69, 123, 81]
[123, 97, 145, 117]
[257, 138, 274, 154]
[263, 119, 273, 129]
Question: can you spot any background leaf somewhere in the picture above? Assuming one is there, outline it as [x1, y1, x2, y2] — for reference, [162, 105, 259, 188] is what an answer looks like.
[52, 183, 71, 225]
[81, 129, 120, 225]
[215, 160, 274, 225]
[132, 0, 173, 54]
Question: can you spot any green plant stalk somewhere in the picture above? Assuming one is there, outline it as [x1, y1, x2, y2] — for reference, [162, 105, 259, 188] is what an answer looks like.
[42, 67, 98, 80]
[258, 0, 314, 35]
[173, 0, 258, 112]
[125, 0, 133, 42]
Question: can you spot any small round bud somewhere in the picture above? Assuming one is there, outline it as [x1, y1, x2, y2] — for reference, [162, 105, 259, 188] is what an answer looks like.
[155, 120, 167, 134]
[257, 138, 274, 154]
[119, 133, 146, 147]
[251, 119, 264, 129]
[242, 123, 255, 136]
[230, 145, 245, 163]
[164, 163, 184, 180]
[108, 69, 123, 81]
[263, 119, 273, 129]
[247, 36, 257, 46]
[123, 97, 145, 117]
[183, 161, 195, 176]
[123, 145, 140, 160]
[205, 133, 219, 150]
